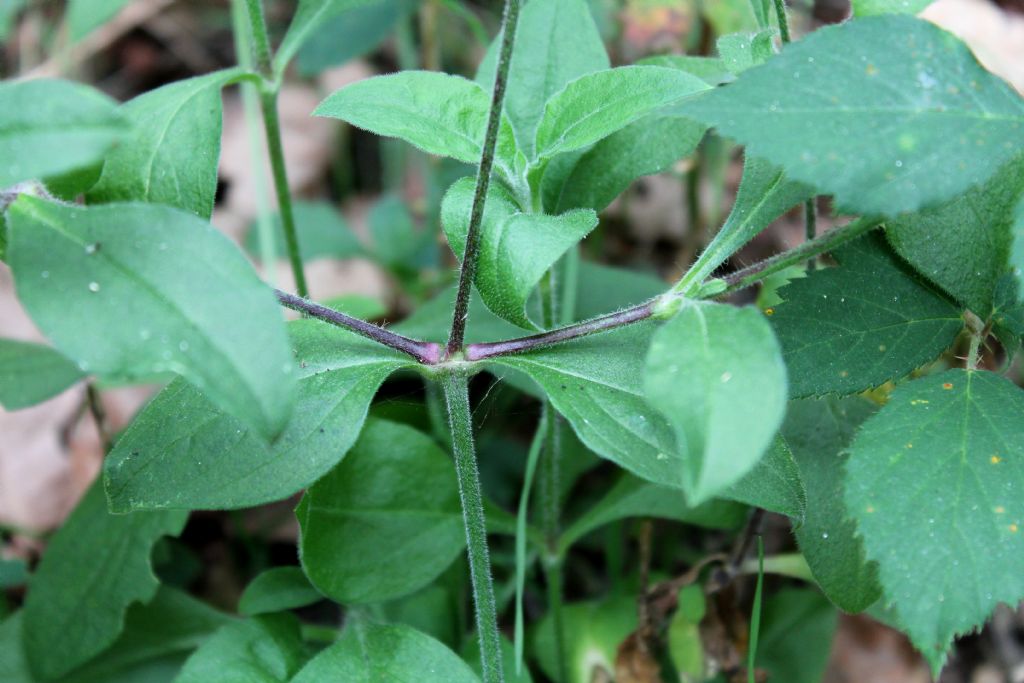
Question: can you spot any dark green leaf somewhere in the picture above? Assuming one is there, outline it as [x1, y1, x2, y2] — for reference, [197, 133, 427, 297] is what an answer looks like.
[105, 320, 412, 511]
[771, 232, 963, 397]
[369, 194, 431, 271]
[8, 198, 296, 439]
[296, 0, 416, 76]
[275, 0, 379, 75]
[717, 29, 777, 74]
[853, 0, 935, 16]
[725, 437, 806, 520]
[395, 285, 524, 344]
[757, 589, 838, 683]
[244, 201, 365, 263]
[0, 338, 83, 410]
[573, 261, 663, 320]
[173, 614, 308, 683]
[299, 419, 464, 604]
[238, 568, 322, 617]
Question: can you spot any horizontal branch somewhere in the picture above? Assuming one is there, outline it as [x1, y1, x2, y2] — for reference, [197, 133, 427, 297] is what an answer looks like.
[275, 290, 441, 365]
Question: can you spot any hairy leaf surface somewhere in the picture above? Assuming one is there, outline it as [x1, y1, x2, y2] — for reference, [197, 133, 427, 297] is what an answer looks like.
[725, 437, 806, 520]
[173, 614, 308, 683]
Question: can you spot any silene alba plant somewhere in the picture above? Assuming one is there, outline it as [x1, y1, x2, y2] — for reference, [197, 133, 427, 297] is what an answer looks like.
[1, 0, 1024, 680]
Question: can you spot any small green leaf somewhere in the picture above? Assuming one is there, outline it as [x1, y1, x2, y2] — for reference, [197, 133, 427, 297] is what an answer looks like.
[22, 481, 188, 680]
[244, 201, 365, 263]
[771, 233, 964, 397]
[717, 29, 777, 75]
[105, 320, 412, 511]
[299, 420, 465, 604]
[442, 177, 597, 328]
[533, 596, 636, 683]
[682, 16, 1024, 216]
[0, 79, 126, 188]
[725, 437, 806, 520]
[66, 0, 131, 41]
[315, 71, 497, 164]
[784, 397, 881, 613]
[645, 302, 788, 504]
[238, 568, 323, 617]
[757, 589, 838, 683]
[845, 370, 1024, 667]
[8, 198, 296, 439]
[533, 66, 711, 160]
[0, 338, 83, 410]
[87, 69, 244, 218]
[853, 0, 935, 16]
[292, 622, 479, 682]
[637, 54, 733, 86]
[275, 0, 379, 76]
[296, 0, 416, 76]
[173, 614, 309, 683]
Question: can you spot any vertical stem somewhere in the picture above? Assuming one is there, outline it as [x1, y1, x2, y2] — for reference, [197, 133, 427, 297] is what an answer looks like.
[514, 410, 549, 674]
[804, 197, 817, 270]
[243, 0, 273, 74]
[772, 0, 791, 43]
[540, 409, 567, 683]
[441, 373, 504, 683]
[447, 0, 522, 355]
[86, 383, 111, 453]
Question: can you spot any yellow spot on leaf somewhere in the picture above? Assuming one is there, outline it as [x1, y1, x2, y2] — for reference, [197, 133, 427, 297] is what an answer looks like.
[765, 308, 774, 316]
[839, 370, 849, 378]
[866, 64, 878, 76]
[878, 344, 887, 352]
[866, 505, 875, 513]
[905, 443, 913, 449]
[991, 455, 1002, 464]
[995, 506, 1006, 514]
[1011, 524, 1019, 533]
[942, 382, 953, 390]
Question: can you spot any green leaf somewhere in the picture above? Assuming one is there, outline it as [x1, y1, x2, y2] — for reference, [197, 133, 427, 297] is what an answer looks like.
[886, 156, 1024, 315]
[315, 71, 496, 164]
[725, 437, 806, 520]
[275, 0, 378, 76]
[682, 15, 1024, 216]
[395, 285, 525, 344]
[105, 320, 412, 511]
[238, 568, 323, 617]
[87, 70, 244, 218]
[771, 232, 963, 397]
[677, 156, 813, 294]
[292, 622, 479, 683]
[298, 419, 465, 604]
[442, 177, 597, 328]
[645, 302, 788, 504]
[717, 29, 777, 75]
[573, 261, 663, 320]
[244, 201, 365, 263]
[784, 397, 881, 613]
[0, 79, 127, 188]
[173, 614, 309, 683]
[1012, 194, 1024, 296]
[637, 54, 733, 86]
[845, 369, 1024, 666]
[757, 589, 838, 683]
[22, 481, 188, 680]
[476, 0, 609, 156]
[369, 194, 433, 272]
[296, 0, 416, 76]
[463, 634, 533, 683]
[853, 0, 935, 16]
[8, 198, 296, 439]
[0, 338, 83, 409]
[0, 1, 26, 42]
[66, 0, 131, 41]
[533, 596, 636, 683]
[534, 66, 711, 160]
[322, 294, 387, 321]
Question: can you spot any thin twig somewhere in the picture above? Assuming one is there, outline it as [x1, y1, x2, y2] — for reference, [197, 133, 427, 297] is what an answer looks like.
[86, 383, 112, 453]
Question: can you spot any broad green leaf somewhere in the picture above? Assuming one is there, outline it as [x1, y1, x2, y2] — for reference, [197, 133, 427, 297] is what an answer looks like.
[757, 589, 838, 683]
[322, 294, 387, 321]
[66, 0, 131, 40]
[274, 0, 377, 75]
[560, 473, 745, 549]
[645, 302, 788, 504]
[395, 285, 524, 344]
[845, 370, 1024, 667]
[637, 54, 733, 86]
[0, 79, 127, 188]
[0, 338, 83, 409]
[677, 156, 813, 294]
[717, 29, 777, 75]
[1012, 194, 1024, 297]
[784, 397, 881, 613]
[476, 0, 609, 156]
[442, 177, 597, 328]
[173, 614, 309, 683]
[296, 0, 416, 76]
[573, 261, 663, 320]
[853, 0, 935, 16]
[238, 568, 322, 617]
[88, 70, 244, 218]
[771, 233, 963, 397]
[298, 419, 464, 604]
[42, 161, 104, 200]
[244, 201, 365, 263]
[0, 613, 31, 683]
[533, 596, 636, 683]
[682, 15, 1024, 216]
[315, 71, 496, 164]
[22, 481, 188, 680]
[292, 622, 479, 683]
[725, 437, 806, 520]
[105, 320, 412, 511]
[369, 194, 435, 273]
[8, 198, 295, 439]
[886, 156, 1024, 315]
[533, 66, 711, 159]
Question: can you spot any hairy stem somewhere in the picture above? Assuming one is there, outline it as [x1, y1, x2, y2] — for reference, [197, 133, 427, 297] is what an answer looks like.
[772, 0, 791, 44]
[541, 410, 568, 683]
[442, 373, 505, 683]
[447, 0, 522, 355]
[275, 290, 441, 364]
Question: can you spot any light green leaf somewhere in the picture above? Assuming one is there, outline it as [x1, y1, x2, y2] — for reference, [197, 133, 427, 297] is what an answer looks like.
[0, 1, 26, 42]
[853, 0, 935, 16]
[244, 200, 365, 263]
[369, 194, 433, 272]
[645, 302, 788, 504]
[677, 156, 813, 294]
[291, 622, 480, 683]
[105, 320, 412, 511]
[442, 177, 597, 328]
[757, 589, 838, 683]
[296, 0, 416, 76]
[534, 66, 711, 160]
[476, 0, 609, 156]
[87, 69, 244, 218]
[8, 198, 295, 439]
[22, 481, 188, 680]
[637, 54, 733, 86]
[533, 596, 635, 683]
[173, 614, 309, 683]
[784, 397, 881, 613]
[275, 0, 378, 75]
[0, 79, 127, 188]
[298, 419, 465, 604]
[66, 0, 131, 41]
[886, 156, 1024, 315]
[315, 71, 495, 164]
[717, 29, 777, 75]
[239, 568, 322, 617]
[725, 437, 806, 520]
[771, 232, 963, 397]
[682, 15, 1024, 216]
[0, 338, 83, 410]
[845, 370, 1024, 667]
[573, 261, 663, 320]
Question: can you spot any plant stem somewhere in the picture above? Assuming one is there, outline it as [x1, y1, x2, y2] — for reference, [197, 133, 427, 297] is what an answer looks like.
[86, 383, 111, 452]
[275, 289, 441, 364]
[804, 198, 817, 271]
[447, 0, 522, 356]
[514, 409, 549, 674]
[772, 0, 791, 43]
[242, 0, 273, 75]
[442, 372, 505, 683]
[540, 409, 568, 683]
